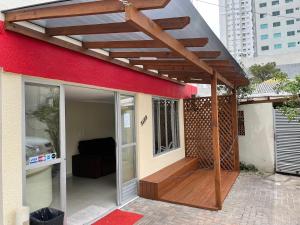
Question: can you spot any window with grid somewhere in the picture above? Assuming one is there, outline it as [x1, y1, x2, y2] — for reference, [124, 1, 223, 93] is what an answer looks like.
[238, 111, 245, 136]
[153, 98, 180, 155]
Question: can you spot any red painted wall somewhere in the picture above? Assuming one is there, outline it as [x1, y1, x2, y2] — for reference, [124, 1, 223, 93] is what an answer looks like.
[0, 21, 197, 99]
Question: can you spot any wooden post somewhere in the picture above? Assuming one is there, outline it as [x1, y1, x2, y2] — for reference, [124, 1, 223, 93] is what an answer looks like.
[231, 89, 240, 171]
[211, 71, 222, 209]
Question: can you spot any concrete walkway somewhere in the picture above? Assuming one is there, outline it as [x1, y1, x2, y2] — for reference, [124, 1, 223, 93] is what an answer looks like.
[123, 172, 300, 225]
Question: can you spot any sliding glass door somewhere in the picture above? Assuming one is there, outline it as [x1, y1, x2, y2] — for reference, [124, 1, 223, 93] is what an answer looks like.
[116, 94, 137, 205]
[24, 82, 66, 213]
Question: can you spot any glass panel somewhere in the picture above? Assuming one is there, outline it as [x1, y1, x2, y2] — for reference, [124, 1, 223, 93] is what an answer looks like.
[25, 83, 60, 166]
[122, 145, 136, 183]
[121, 96, 135, 145]
[153, 100, 159, 153]
[159, 100, 167, 151]
[173, 101, 180, 148]
[25, 164, 61, 212]
[166, 100, 173, 149]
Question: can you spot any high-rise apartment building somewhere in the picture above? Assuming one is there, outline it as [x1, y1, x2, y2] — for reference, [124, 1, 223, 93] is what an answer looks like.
[255, 0, 300, 56]
[219, 0, 256, 62]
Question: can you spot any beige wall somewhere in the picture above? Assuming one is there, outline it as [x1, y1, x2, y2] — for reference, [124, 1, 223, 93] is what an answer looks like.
[0, 71, 23, 225]
[136, 94, 185, 179]
[65, 100, 115, 176]
[238, 103, 275, 173]
[0, 72, 187, 225]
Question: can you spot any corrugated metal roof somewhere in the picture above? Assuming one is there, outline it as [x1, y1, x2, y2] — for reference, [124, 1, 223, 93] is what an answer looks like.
[249, 80, 290, 98]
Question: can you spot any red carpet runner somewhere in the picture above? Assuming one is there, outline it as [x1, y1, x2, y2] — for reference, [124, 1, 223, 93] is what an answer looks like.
[92, 209, 143, 225]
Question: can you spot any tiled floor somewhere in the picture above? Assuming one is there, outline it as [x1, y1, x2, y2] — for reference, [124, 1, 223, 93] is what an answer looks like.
[123, 172, 300, 225]
[66, 174, 117, 225]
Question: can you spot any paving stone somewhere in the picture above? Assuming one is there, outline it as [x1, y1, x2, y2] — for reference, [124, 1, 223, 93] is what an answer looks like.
[123, 172, 300, 225]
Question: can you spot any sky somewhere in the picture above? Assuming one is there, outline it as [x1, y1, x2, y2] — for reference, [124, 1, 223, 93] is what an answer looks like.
[192, 0, 220, 38]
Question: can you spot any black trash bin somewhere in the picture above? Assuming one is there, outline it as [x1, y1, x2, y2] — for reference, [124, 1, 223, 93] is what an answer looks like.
[30, 208, 64, 225]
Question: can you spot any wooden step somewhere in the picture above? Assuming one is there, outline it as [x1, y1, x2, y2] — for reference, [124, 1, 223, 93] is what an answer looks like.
[139, 158, 199, 200]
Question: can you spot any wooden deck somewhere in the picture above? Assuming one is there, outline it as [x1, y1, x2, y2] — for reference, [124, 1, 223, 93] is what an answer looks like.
[159, 169, 239, 210]
[139, 158, 239, 210]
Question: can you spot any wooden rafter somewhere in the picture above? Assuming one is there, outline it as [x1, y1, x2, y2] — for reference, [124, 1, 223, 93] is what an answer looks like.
[144, 64, 236, 72]
[159, 71, 208, 77]
[109, 50, 221, 59]
[83, 38, 208, 49]
[130, 59, 233, 67]
[4, 22, 183, 86]
[5, 0, 171, 22]
[46, 17, 190, 36]
[144, 65, 204, 72]
[125, 5, 235, 88]
[125, 5, 213, 75]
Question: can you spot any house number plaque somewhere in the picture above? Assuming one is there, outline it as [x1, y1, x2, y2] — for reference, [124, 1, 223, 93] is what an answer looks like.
[141, 115, 148, 126]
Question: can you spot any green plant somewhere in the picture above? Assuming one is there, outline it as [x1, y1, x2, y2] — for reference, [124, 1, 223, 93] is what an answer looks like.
[274, 73, 300, 121]
[31, 89, 60, 154]
[240, 162, 258, 172]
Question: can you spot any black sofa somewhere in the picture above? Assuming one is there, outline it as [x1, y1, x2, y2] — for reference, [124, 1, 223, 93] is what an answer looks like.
[72, 137, 116, 178]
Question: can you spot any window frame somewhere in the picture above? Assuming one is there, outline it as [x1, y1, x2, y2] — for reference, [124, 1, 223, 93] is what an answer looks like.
[152, 97, 180, 156]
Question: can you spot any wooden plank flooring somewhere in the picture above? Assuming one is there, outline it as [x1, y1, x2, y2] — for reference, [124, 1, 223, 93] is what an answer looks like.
[159, 169, 239, 210]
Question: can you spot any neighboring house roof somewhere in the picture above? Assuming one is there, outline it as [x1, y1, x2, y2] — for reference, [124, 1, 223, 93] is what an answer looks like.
[245, 79, 290, 99]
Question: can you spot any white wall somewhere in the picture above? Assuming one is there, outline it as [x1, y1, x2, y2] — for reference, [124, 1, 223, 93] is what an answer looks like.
[136, 94, 186, 179]
[65, 100, 115, 176]
[239, 103, 275, 173]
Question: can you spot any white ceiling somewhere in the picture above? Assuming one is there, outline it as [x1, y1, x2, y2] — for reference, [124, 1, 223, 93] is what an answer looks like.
[64, 85, 114, 103]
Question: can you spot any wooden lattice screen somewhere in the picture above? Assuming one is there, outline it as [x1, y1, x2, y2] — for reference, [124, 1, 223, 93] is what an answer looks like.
[184, 96, 234, 171]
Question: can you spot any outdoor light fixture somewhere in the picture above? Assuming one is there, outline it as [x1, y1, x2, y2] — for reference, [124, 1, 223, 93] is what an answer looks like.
[190, 78, 203, 81]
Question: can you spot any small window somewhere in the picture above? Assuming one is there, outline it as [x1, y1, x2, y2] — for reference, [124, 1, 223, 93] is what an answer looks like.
[261, 45, 269, 51]
[287, 19, 295, 25]
[273, 32, 281, 38]
[260, 23, 268, 29]
[285, 0, 293, 3]
[288, 42, 296, 47]
[273, 22, 281, 27]
[274, 43, 282, 49]
[153, 98, 180, 155]
[287, 31, 295, 36]
[272, 0, 279, 5]
[260, 13, 267, 18]
[261, 34, 269, 40]
[259, 2, 267, 7]
[238, 111, 245, 136]
[272, 11, 280, 16]
[286, 8, 294, 14]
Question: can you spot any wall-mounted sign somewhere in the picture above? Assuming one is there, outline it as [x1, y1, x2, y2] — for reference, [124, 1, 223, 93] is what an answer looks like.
[29, 153, 57, 165]
[124, 113, 131, 128]
[141, 115, 148, 126]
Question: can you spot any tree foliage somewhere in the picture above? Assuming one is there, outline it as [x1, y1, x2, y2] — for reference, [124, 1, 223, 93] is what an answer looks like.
[248, 62, 281, 84]
[275, 73, 300, 121]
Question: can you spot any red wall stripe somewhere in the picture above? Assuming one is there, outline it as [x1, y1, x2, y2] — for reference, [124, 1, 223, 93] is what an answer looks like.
[0, 21, 197, 98]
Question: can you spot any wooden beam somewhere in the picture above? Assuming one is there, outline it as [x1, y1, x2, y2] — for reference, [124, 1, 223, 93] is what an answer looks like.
[144, 65, 204, 72]
[125, 5, 213, 74]
[83, 38, 208, 49]
[110, 51, 221, 59]
[211, 72, 222, 210]
[216, 72, 235, 89]
[130, 59, 233, 67]
[159, 71, 208, 77]
[46, 17, 190, 36]
[231, 89, 240, 171]
[5, 0, 171, 22]
[4, 22, 183, 86]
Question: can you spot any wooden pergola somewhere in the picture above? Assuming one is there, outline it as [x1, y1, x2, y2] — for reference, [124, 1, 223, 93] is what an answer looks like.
[3, 0, 249, 210]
